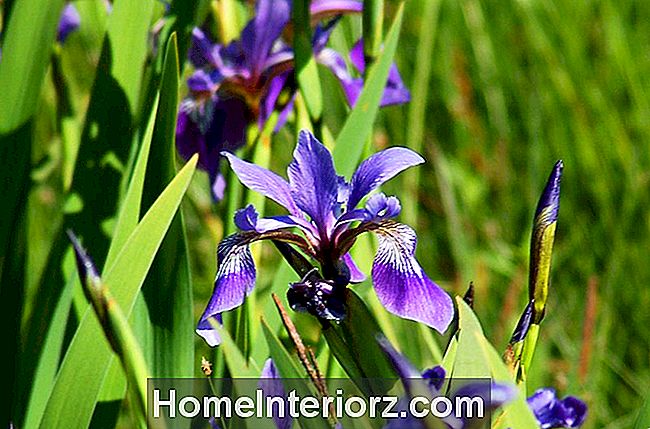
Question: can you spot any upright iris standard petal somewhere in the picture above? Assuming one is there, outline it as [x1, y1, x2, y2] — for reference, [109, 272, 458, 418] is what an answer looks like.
[234, 205, 260, 231]
[57, 3, 81, 43]
[240, 0, 291, 76]
[527, 388, 587, 428]
[364, 193, 401, 220]
[222, 152, 300, 215]
[370, 221, 453, 333]
[190, 28, 222, 68]
[287, 130, 340, 231]
[347, 147, 424, 208]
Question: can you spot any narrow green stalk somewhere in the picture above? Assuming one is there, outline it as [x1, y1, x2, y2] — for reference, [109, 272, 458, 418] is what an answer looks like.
[363, 0, 384, 67]
[293, 0, 323, 122]
[68, 232, 158, 429]
[403, 0, 441, 227]
[520, 323, 540, 385]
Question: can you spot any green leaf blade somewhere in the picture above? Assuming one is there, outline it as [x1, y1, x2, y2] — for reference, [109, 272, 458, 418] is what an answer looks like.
[333, 3, 405, 178]
[39, 156, 197, 428]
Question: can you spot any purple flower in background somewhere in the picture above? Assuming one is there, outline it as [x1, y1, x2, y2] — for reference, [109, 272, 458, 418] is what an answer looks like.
[176, 0, 410, 200]
[196, 130, 453, 346]
[378, 336, 516, 429]
[57, 3, 81, 43]
[317, 39, 411, 107]
[527, 388, 587, 428]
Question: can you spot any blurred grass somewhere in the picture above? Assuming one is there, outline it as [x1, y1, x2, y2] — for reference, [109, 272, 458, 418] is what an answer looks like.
[7, 0, 650, 428]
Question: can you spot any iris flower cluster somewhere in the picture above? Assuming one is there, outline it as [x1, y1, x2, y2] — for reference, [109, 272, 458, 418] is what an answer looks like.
[197, 130, 453, 346]
[175, 0, 410, 199]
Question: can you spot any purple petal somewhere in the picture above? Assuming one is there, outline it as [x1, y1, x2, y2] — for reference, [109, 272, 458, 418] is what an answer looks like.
[240, 0, 291, 75]
[212, 97, 252, 152]
[234, 205, 312, 235]
[317, 48, 362, 105]
[312, 17, 341, 53]
[189, 28, 221, 68]
[287, 130, 340, 232]
[259, 359, 292, 429]
[222, 152, 301, 216]
[275, 93, 296, 131]
[197, 233, 259, 346]
[348, 147, 424, 208]
[310, 0, 363, 21]
[57, 3, 81, 43]
[376, 335, 423, 381]
[210, 171, 227, 201]
[234, 205, 259, 231]
[176, 97, 250, 170]
[559, 397, 587, 428]
[364, 193, 401, 220]
[378, 69, 412, 106]
[342, 253, 366, 283]
[187, 69, 218, 93]
[259, 72, 290, 130]
[370, 222, 453, 333]
[453, 382, 516, 411]
[176, 109, 209, 168]
[535, 160, 563, 224]
[527, 388, 587, 429]
[262, 47, 294, 73]
[177, 97, 251, 201]
[349, 39, 365, 72]
[349, 39, 411, 106]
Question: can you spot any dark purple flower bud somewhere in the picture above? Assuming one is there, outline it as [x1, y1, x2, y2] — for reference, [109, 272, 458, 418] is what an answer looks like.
[529, 160, 563, 323]
[510, 300, 535, 343]
[527, 388, 587, 428]
[57, 3, 81, 43]
[535, 160, 563, 224]
[422, 365, 446, 390]
[66, 230, 100, 285]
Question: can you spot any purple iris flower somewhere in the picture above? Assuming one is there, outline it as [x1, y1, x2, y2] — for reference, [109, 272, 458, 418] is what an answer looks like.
[196, 130, 453, 346]
[378, 336, 516, 429]
[176, 0, 410, 200]
[57, 3, 81, 43]
[317, 39, 411, 107]
[527, 388, 587, 428]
